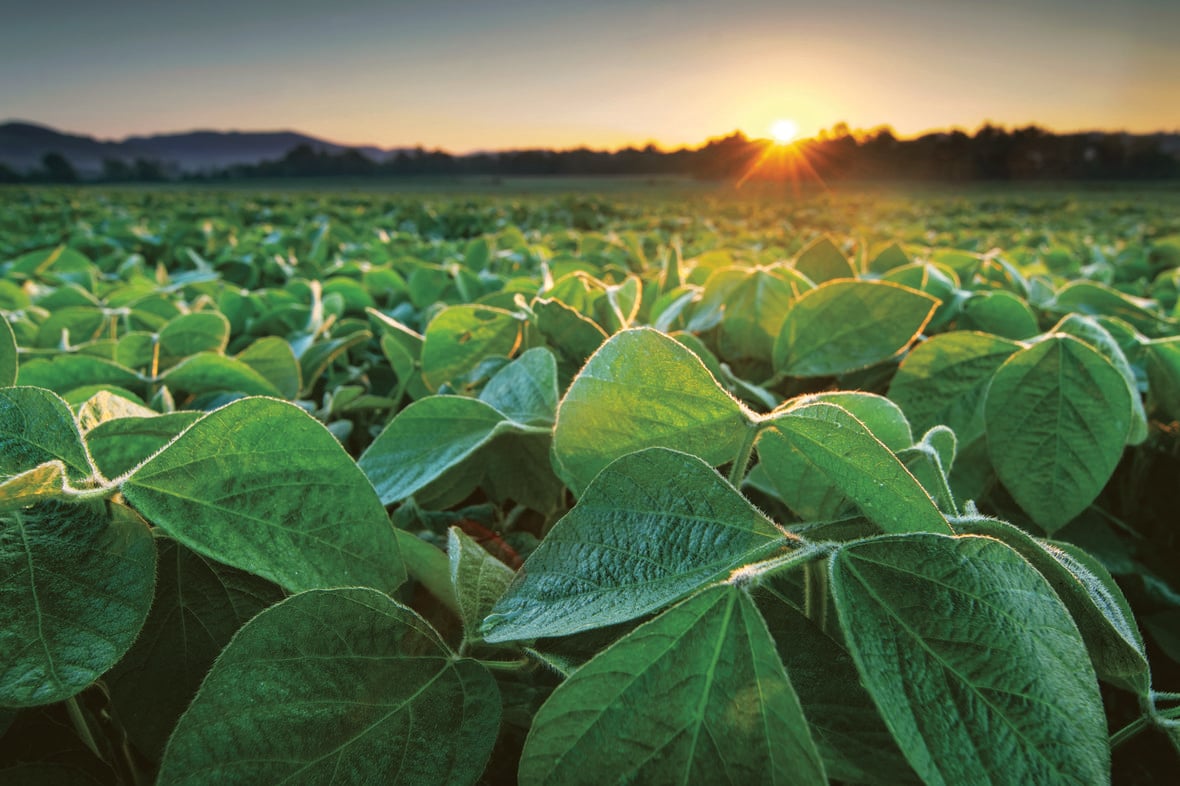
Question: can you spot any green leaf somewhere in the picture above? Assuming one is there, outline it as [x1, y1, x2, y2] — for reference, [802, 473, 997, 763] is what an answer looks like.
[1047, 280, 1173, 337]
[235, 336, 301, 400]
[1145, 337, 1180, 422]
[831, 533, 1109, 786]
[106, 538, 283, 758]
[161, 353, 283, 398]
[888, 331, 1022, 444]
[478, 346, 558, 426]
[0, 387, 93, 482]
[157, 588, 500, 786]
[959, 290, 1040, 340]
[359, 395, 514, 505]
[449, 527, 516, 643]
[759, 403, 950, 535]
[774, 280, 938, 377]
[16, 355, 142, 397]
[482, 448, 797, 642]
[552, 327, 751, 496]
[0, 500, 156, 706]
[757, 586, 919, 785]
[0, 318, 16, 387]
[298, 329, 372, 396]
[520, 585, 825, 786]
[1054, 314, 1148, 446]
[123, 397, 404, 594]
[792, 236, 855, 283]
[693, 266, 809, 362]
[86, 412, 204, 480]
[951, 515, 1149, 693]
[985, 335, 1131, 532]
[532, 297, 608, 365]
[421, 304, 521, 392]
[158, 312, 231, 367]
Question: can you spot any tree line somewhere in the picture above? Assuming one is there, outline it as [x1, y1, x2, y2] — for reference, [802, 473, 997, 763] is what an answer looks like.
[2, 123, 1177, 185]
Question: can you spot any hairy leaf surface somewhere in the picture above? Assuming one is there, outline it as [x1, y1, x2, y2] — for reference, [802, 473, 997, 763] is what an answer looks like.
[520, 586, 825, 786]
[158, 588, 499, 786]
[483, 448, 796, 642]
[552, 327, 750, 495]
[831, 533, 1109, 786]
[123, 397, 404, 594]
[985, 335, 1131, 532]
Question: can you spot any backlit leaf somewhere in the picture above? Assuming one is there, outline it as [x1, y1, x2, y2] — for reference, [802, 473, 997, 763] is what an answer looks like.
[552, 327, 751, 495]
[985, 335, 1131, 532]
[774, 280, 937, 377]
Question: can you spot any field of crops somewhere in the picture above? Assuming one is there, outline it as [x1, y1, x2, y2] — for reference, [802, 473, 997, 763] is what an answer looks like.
[2, 184, 1180, 784]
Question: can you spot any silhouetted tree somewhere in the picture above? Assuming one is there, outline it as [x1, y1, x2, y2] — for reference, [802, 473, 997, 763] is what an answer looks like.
[41, 152, 78, 183]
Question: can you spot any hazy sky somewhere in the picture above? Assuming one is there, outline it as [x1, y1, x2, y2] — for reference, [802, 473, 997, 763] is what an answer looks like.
[3, 0, 1178, 151]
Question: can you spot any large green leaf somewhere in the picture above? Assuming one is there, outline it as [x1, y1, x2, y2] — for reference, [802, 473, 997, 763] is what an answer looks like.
[421, 304, 521, 392]
[86, 411, 204, 480]
[0, 500, 156, 706]
[831, 533, 1109, 786]
[106, 538, 284, 758]
[0, 386, 93, 483]
[757, 585, 918, 785]
[0, 318, 16, 387]
[759, 403, 949, 534]
[519, 585, 825, 786]
[1053, 314, 1148, 445]
[235, 336, 301, 400]
[123, 397, 405, 594]
[157, 588, 499, 786]
[356, 346, 554, 505]
[160, 353, 283, 398]
[483, 448, 797, 642]
[951, 515, 1149, 693]
[985, 335, 1131, 532]
[17, 355, 142, 396]
[693, 265, 808, 362]
[359, 394, 543, 505]
[887, 331, 1021, 444]
[478, 346, 559, 426]
[552, 327, 751, 495]
[792, 236, 855, 283]
[773, 280, 937, 377]
[158, 312, 231, 367]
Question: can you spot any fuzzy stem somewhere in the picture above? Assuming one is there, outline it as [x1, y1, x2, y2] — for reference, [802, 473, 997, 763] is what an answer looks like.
[728, 422, 760, 486]
[66, 697, 102, 760]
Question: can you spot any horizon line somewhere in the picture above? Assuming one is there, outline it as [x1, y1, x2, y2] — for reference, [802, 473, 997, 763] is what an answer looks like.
[4, 117, 1180, 158]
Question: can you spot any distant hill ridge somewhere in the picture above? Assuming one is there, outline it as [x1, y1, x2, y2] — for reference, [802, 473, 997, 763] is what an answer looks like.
[0, 120, 391, 175]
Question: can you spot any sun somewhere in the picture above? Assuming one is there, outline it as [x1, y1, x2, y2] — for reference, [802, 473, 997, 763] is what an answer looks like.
[770, 118, 799, 144]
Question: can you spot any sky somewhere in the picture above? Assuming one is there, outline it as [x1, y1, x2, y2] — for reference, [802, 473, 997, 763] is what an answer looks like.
[2, 0, 1178, 153]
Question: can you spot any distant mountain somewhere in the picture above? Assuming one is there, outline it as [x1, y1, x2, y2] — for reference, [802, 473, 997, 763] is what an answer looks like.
[0, 121, 392, 175]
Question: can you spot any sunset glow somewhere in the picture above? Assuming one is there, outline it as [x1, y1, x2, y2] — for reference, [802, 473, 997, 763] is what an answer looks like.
[770, 119, 799, 144]
[1, 1, 1177, 152]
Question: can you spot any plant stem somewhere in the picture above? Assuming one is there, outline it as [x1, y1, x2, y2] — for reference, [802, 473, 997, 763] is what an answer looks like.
[66, 697, 102, 760]
[1109, 714, 1152, 750]
[728, 422, 760, 486]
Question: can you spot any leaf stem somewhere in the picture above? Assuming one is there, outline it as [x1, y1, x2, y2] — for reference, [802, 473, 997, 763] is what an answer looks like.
[66, 696, 102, 760]
[728, 421, 761, 486]
[1109, 714, 1152, 750]
[477, 656, 531, 672]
